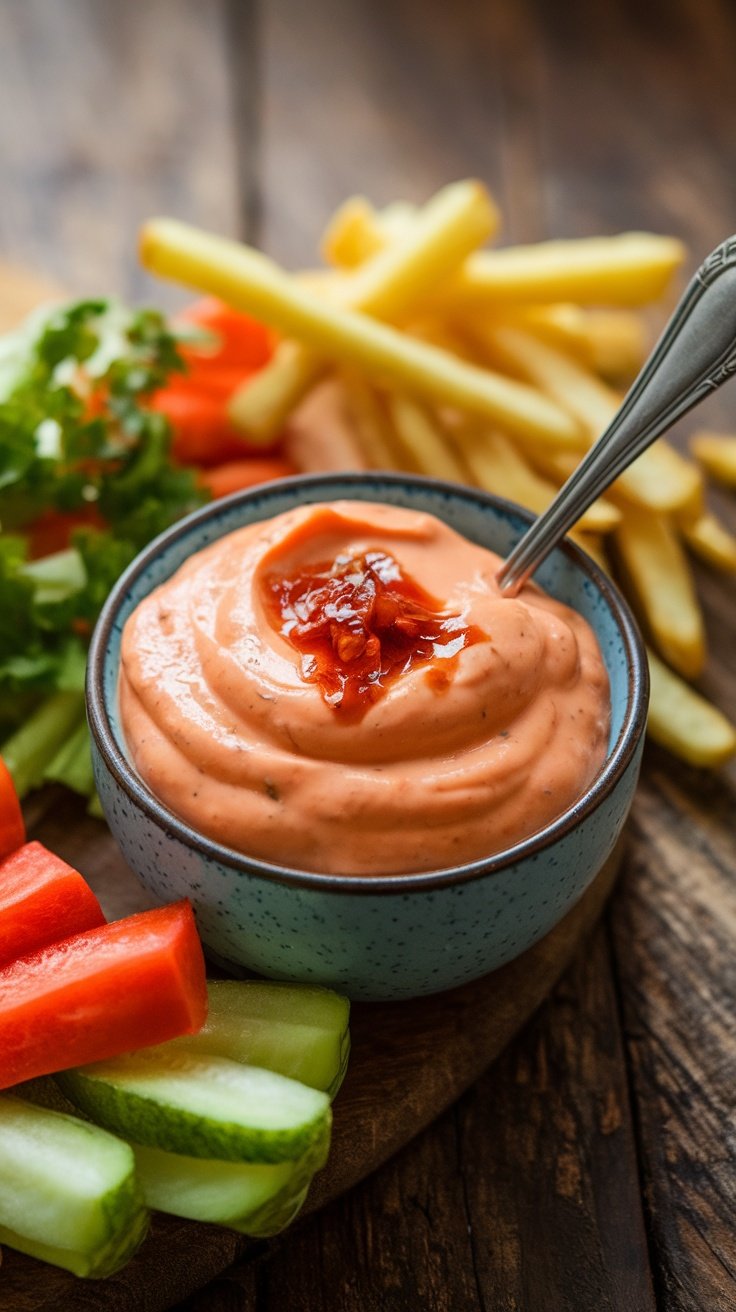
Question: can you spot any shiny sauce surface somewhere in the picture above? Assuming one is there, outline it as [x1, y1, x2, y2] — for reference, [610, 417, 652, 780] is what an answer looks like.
[263, 549, 487, 717]
[118, 500, 611, 875]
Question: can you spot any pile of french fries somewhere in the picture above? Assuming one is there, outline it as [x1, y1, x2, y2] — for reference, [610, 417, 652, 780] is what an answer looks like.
[140, 181, 736, 768]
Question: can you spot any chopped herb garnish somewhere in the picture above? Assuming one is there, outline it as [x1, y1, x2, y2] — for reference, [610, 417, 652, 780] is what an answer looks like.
[0, 299, 208, 798]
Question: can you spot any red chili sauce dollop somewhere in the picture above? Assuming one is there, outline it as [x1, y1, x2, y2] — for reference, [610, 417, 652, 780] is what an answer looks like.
[263, 549, 487, 717]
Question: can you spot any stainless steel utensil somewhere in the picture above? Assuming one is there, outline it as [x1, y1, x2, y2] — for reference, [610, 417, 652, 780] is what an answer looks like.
[497, 236, 736, 595]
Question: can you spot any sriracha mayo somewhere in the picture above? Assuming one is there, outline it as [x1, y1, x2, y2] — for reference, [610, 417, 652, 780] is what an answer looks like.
[119, 501, 610, 874]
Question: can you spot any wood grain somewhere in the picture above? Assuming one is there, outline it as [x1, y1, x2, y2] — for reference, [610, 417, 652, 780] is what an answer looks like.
[0, 825, 622, 1311]
[1, 0, 736, 1307]
[612, 761, 736, 1311]
[0, 0, 244, 303]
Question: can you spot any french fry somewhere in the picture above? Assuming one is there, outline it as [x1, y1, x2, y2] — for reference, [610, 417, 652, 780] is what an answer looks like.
[341, 373, 402, 470]
[614, 441, 704, 519]
[615, 506, 706, 679]
[227, 180, 497, 443]
[324, 205, 685, 306]
[282, 377, 369, 473]
[569, 534, 610, 573]
[229, 340, 327, 445]
[476, 323, 703, 513]
[690, 431, 736, 489]
[321, 197, 381, 269]
[582, 309, 647, 381]
[486, 303, 592, 359]
[339, 181, 497, 323]
[321, 198, 416, 268]
[646, 648, 736, 768]
[462, 430, 619, 533]
[140, 218, 582, 450]
[386, 393, 469, 482]
[680, 511, 736, 573]
[438, 233, 686, 308]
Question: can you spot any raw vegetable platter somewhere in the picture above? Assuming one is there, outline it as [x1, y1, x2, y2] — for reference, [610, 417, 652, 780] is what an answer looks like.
[0, 784, 623, 1311]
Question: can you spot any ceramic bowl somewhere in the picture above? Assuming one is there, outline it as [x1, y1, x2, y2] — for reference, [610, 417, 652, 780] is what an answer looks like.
[87, 473, 648, 1001]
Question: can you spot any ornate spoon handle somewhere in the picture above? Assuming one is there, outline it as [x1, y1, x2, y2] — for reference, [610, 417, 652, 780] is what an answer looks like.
[497, 236, 736, 594]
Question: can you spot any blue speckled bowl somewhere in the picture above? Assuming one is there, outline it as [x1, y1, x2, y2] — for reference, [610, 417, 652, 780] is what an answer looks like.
[87, 474, 648, 1001]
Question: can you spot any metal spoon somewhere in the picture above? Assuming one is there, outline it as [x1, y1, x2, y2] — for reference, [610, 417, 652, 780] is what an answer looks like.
[497, 235, 736, 595]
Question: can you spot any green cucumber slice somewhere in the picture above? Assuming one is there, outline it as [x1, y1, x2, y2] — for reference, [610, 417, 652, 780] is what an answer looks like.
[159, 981, 351, 1097]
[0, 1207, 150, 1280]
[58, 1051, 331, 1164]
[131, 1123, 329, 1236]
[0, 1094, 148, 1278]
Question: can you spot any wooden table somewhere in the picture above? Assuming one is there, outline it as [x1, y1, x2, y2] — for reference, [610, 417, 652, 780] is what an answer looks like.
[2, 2, 736, 1307]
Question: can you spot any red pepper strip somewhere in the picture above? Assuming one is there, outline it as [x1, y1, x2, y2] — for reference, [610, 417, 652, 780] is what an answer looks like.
[175, 298, 274, 370]
[198, 457, 298, 500]
[0, 900, 207, 1089]
[0, 841, 105, 970]
[0, 758, 25, 862]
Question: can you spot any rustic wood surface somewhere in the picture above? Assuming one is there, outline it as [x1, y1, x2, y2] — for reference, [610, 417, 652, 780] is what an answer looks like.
[0, 807, 624, 1312]
[1, 0, 735, 1309]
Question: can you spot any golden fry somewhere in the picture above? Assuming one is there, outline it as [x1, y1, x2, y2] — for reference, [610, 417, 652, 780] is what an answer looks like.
[324, 207, 685, 306]
[230, 340, 327, 444]
[228, 180, 497, 443]
[283, 377, 369, 473]
[141, 218, 581, 449]
[647, 647, 736, 768]
[582, 309, 647, 381]
[615, 506, 706, 679]
[386, 393, 468, 482]
[341, 374, 402, 471]
[568, 534, 610, 573]
[463, 430, 619, 533]
[440, 232, 686, 308]
[321, 197, 381, 268]
[476, 324, 702, 513]
[322, 198, 416, 268]
[680, 511, 736, 573]
[690, 431, 736, 489]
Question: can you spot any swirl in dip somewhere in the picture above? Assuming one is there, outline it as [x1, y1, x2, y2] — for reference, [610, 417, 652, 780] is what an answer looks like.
[119, 500, 610, 875]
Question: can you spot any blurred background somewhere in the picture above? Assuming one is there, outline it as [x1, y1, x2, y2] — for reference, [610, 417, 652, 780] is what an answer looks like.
[3, 4, 736, 1309]
[2, 0, 735, 296]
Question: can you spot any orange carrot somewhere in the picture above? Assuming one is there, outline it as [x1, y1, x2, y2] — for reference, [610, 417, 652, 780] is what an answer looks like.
[198, 458, 298, 500]
[151, 388, 258, 466]
[176, 365, 259, 399]
[176, 298, 274, 370]
[0, 758, 25, 861]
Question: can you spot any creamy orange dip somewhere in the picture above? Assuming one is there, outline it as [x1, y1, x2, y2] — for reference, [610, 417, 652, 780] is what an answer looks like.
[119, 501, 610, 875]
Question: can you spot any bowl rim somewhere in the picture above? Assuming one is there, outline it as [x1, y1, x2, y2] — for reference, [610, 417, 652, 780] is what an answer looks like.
[87, 471, 649, 896]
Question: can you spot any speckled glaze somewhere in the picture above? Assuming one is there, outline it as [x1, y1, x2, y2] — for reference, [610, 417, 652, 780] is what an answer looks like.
[87, 474, 648, 1001]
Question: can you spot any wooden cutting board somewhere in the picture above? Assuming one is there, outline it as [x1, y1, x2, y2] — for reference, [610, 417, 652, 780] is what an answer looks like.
[0, 266, 624, 1309]
[0, 791, 624, 1311]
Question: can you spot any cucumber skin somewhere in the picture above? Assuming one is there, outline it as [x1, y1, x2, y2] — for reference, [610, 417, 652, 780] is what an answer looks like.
[0, 1205, 149, 1279]
[57, 1066, 332, 1165]
[150, 981, 351, 1096]
[132, 1126, 330, 1235]
[0, 1094, 149, 1278]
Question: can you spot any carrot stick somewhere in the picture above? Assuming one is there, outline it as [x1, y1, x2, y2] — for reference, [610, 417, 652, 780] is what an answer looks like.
[198, 458, 298, 499]
[176, 298, 274, 370]
[151, 389, 264, 465]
